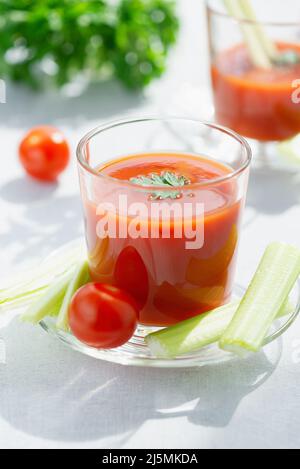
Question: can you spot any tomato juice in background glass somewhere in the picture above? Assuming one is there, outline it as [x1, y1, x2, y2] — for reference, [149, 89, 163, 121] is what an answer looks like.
[207, 0, 300, 142]
[77, 118, 251, 327]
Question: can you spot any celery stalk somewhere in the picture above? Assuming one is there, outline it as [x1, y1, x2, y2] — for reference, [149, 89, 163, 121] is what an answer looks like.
[278, 135, 300, 166]
[56, 260, 90, 331]
[220, 243, 300, 356]
[223, 0, 272, 68]
[0, 242, 84, 312]
[238, 0, 278, 61]
[21, 271, 74, 324]
[145, 298, 293, 359]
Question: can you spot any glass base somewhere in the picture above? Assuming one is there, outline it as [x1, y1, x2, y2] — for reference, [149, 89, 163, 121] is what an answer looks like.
[40, 281, 300, 369]
[250, 140, 300, 172]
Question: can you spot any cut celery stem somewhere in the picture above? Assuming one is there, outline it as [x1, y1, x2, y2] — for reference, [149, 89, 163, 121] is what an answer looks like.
[145, 298, 293, 359]
[278, 136, 300, 166]
[238, 0, 279, 61]
[21, 271, 74, 324]
[223, 0, 273, 69]
[220, 243, 300, 356]
[56, 260, 90, 331]
[0, 243, 84, 311]
[0, 287, 47, 311]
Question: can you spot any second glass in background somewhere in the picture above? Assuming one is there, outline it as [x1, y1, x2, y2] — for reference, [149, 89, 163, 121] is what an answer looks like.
[207, 0, 300, 143]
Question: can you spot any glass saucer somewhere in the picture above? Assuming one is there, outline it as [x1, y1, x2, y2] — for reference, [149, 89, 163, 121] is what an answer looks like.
[40, 251, 300, 368]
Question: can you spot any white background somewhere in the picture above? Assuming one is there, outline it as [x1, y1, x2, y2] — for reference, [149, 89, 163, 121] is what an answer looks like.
[0, 0, 300, 449]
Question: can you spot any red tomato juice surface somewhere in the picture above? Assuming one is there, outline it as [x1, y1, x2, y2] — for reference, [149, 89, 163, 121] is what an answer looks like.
[212, 43, 300, 142]
[82, 153, 244, 327]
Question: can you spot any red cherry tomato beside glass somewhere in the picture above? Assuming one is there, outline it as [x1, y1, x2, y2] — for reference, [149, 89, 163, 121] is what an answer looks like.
[19, 126, 70, 181]
[69, 283, 138, 349]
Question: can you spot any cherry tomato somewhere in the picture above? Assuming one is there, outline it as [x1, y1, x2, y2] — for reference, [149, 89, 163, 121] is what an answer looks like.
[69, 283, 138, 349]
[19, 126, 70, 181]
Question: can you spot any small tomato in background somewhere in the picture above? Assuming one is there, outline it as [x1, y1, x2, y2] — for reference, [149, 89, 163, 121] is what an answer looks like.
[19, 126, 70, 181]
[69, 283, 138, 349]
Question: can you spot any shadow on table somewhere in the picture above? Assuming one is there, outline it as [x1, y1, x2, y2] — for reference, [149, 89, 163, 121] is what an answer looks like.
[0, 80, 145, 129]
[0, 177, 83, 264]
[0, 319, 282, 445]
[156, 346, 281, 429]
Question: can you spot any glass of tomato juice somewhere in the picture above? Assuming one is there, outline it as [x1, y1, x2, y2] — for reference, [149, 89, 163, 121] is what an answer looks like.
[207, 0, 300, 145]
[77, 118, 251, 328]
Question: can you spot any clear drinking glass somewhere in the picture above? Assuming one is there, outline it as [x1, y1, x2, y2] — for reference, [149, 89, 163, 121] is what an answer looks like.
[207, 0, 300, 159]
[77, 117, 251, 328]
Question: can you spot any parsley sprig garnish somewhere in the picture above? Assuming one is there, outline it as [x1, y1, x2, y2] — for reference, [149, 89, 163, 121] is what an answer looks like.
[274, 50, 300, 67]
[130, 171, 191, 200]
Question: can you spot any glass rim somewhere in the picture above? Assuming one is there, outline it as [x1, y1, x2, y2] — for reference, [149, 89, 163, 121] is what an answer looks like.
[206, 0, 300, 28]
[76, 116, 252, 191]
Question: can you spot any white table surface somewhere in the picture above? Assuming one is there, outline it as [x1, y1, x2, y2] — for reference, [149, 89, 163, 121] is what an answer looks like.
[1, 0, 300, 449]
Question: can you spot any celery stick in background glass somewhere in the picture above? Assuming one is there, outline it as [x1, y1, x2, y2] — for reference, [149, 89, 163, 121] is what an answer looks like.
[238, 0, 279, 60]
[220, 243, 300, 356]
[223, 0, 273, 68]
[223, 0, 279, 66]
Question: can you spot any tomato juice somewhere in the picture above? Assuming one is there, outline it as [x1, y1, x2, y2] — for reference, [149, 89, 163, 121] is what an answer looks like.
[81, 152, 246, 327]
[83, 153, 243, 326]
[212, 43, 300, 142]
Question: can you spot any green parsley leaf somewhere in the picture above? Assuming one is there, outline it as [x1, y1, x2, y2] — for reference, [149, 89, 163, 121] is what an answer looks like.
[130, 171, 191, 200]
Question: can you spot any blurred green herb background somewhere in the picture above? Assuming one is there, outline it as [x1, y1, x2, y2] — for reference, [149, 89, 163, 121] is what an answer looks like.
[0, 0, 179, 90]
